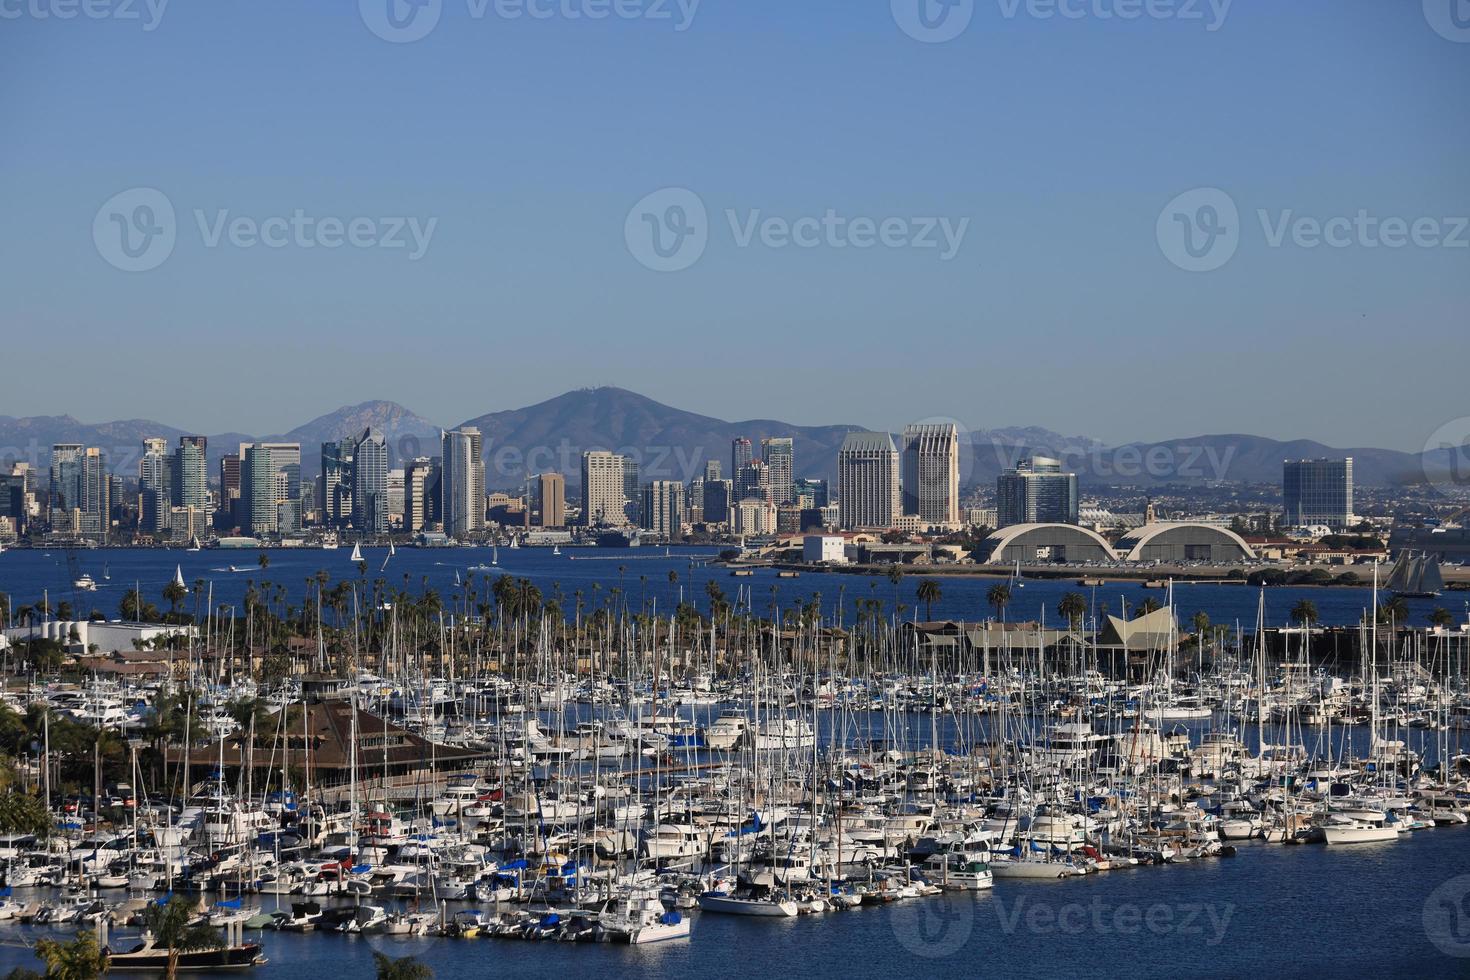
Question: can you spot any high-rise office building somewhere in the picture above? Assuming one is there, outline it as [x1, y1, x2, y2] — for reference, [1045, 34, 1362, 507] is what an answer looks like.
[762, 437, 794, 506]
[581, 451, 626, 526]
[902, 423, 960, 526]
[731, 438, 752, 483]
[320, 439, 355, 528]
[687, 476, 705, 524]
[997, 457, 1078, 527]
[49, 444, 109, 540]
[734, 498, 778, 536]
[240, 442, 302, 536]
[737, 459, 770, 502]
[1283, 458, 1354, 529]
[704, 459, 722, 483]
[174, 436, 209, 512]
[219, 453, 241, 529]
[533, 472, 566, 528]
[441, 427, 485, 539]
[387, 469, 405, 526]
[703, 478, 732, 525]
[621, 457, 641, 525]
[352, 429, 389, 535]
[837, 432, 900, 530]
[641, 480, 685, 539]
[139, 437, 171, 534]
[404, 456, 441, 534]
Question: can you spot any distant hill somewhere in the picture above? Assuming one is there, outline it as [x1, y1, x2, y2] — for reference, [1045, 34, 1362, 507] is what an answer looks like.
[457, 387, 862, 491]
[0, 392, 1447, 491]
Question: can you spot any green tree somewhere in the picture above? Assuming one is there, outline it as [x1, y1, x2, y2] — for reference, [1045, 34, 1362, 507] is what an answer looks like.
[916, 579, 942, 622]
[1290, 599, 1318, 627]
[987, 583, 1011, 623]
[34, 932, 108, 980]
[1429, 607, 1455, 628]
[0, 790, 52, 836]
[140, 895, 224, 980]
[372, 953, 432, 980]
[1057, 592, 1087, 630]
[1138, 597, 1163, 615]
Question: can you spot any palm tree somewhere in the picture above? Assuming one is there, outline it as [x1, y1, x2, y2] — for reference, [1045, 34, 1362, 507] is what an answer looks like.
[1057, 592, 1087, 631]
[986, 583, 1011, 623]
[141, 895, 224, 980]
[1429, 607, 1455, 629]
[915, 579, 941, 622]
[34, 932, 108, 980]
[372, 953, 432, 980]
[1138, 597, 1163, 615]
[1290, 599, 1317, 627]
[257, 552, 270, 571]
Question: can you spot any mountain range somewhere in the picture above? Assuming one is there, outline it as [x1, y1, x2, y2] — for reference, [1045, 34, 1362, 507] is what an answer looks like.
[0, 389, 1449, 491]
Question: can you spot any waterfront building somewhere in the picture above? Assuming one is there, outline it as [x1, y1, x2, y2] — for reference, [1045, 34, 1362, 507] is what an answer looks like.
[219, 453, 241, 529]
[174, 436, 209, 513]
[703, 478, 732, 525]
[641, 480, 685, 539]
[997, 456, 1078, 528]
[441, 428, 485, 539]
[837, 431, 900, 529]
[1283, 458, 1354, 529]
[534, 472, 566, 528]
[49, 444, 109, 541]
[404, 457, 441, 533]
[621, 457, 641, 525]
[139, 437, 171, 534]
[902, 423, 960, 526]
[581, 451, 627, 526]
[240, 442, 302, 536]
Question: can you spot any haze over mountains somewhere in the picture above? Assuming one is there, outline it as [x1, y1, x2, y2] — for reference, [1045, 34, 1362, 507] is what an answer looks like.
[0, 388, 1447, 490]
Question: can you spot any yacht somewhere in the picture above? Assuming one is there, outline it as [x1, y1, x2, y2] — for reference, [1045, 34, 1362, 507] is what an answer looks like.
[601, 887, 690, 943]
[73, 573, 98, 592]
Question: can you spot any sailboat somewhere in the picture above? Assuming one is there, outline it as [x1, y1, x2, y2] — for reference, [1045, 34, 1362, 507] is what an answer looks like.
[552, 544, 561, 556]
[379, 540, 395, 573]
[350, 542, 364, 563]
[492, 545, 499, 567]
[103, 562, 110, 581]
[172, 565, 186, 589]
[1384, 550, 1444, 598]
[187, 535, 202, 552]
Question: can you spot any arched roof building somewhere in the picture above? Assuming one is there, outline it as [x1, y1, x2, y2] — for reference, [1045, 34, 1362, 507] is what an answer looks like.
[978, 523, 1118, 564]
[1114, 522, 1255, 563]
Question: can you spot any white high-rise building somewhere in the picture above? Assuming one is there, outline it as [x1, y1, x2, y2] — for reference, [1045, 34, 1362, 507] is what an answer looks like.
[581, 451, 627, 526]
[441, 427, 485, 539]
[837, 431, 900, 530]
[761, 437, 794, 506]
[902, 423, 960, 526]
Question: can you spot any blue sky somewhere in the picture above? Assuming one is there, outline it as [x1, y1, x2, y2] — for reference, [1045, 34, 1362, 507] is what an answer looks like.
[1, 0, 1466, 450]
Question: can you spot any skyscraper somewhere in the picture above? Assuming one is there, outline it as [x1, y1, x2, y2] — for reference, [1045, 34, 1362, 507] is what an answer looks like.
[174, 436, 209, 512]
[139, 437, 171, 534]
[581, 451, 626, 526]
[703, 478, 732, 525]
[621, 456, 641, 525]
[49, 444, 108, 540]
[1283, 458, 1354, 529]
[320, 439, 355, 528]
[534, 472, 566, 528]
[352, 429, 389, 535]
[731, 438, 752, 483]
[404, 456, 441, 534]
[737, 459, 770, 502]
[837, 432, 900, 529]
[762, 437, 794, 506]
[219, 453, 241, 529]
[997, 457, 1078, 527]
[902, 423, 960, 526]
[704, 459, 722, 482]
[641, 480, 685, 539]
[441, 427, 485, 539]
[240, 443, 302, 536]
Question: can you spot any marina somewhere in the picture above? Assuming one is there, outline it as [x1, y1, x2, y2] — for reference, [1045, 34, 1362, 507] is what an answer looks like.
[0, 549, 1468, 974]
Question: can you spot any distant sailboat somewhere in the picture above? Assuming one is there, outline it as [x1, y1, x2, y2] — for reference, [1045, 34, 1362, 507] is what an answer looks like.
[103, 562, 111, 581]
[1385, 550, 1444, 598]
[172, 565, 186, 589]
[380, 541, 395, 573]
[350, 542, 364, 563]
[552, 544, 561, 556]
[492, 545, 499, 567]
[187, 535, 202, 552]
